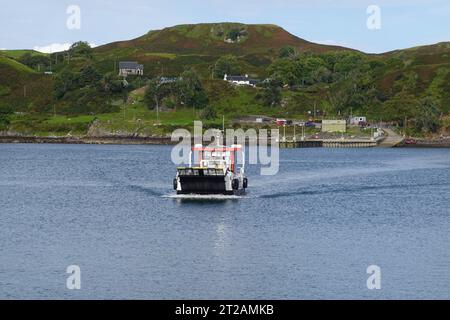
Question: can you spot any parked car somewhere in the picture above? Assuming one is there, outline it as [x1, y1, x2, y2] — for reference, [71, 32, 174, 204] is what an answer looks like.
[404, 138, 417, 145]
[358, 121, 368, 127]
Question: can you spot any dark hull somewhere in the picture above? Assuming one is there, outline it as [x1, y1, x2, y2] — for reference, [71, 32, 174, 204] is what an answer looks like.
[177, 190, 236, 195]
[178, 176, 227, 194]
[177, 176, 245, 195]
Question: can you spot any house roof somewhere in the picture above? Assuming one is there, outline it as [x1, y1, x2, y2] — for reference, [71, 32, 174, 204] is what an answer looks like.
[226, 75, 260, 84]
[119, 61, 144, 69]
[227, 75, 249, 81]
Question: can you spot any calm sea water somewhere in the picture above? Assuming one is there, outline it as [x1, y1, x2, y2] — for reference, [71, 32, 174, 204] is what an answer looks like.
[1, 144, 450, 299]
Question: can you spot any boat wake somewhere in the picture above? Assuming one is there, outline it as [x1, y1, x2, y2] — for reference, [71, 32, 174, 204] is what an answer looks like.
[162, 194, 248, 200]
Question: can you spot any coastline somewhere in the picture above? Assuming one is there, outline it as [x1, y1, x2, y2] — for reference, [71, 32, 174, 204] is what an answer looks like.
[1, 134, 450, 147]
[0, 135, 175, 145]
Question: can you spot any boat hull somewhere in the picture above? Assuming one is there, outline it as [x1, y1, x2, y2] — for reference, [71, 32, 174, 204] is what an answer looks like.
[176, 175, 245, 195]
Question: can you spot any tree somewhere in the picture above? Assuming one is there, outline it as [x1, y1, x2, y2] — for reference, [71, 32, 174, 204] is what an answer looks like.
[256, 79, 283, 107]
[328, 85, 352, 115]
[69, 41, 93, 59]
[0, 104, 13, 131]
[200, 105, 217, 120]
[20, 53, 51, 70]
[267, 58, 296, 86]
[311, 66, 332, 83]
[144, 79, 165, 110]
[101, 72, 126, 93]
[278, 46, 297, 59]
[382, 91, 419, 124]
[178, 69, 208, 108]
[213, 55, 241, 79]
[54, 69, 77, 99]
[302, 56, 327, 85]
[414, 97, 441, 133]
[79, 65, 101, 87]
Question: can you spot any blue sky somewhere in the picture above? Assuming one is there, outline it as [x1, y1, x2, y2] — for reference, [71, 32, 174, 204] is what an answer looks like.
[0, 0, 449, 53]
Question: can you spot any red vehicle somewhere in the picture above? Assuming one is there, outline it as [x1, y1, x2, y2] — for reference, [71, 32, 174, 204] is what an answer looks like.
[358, 121, 368, 127]
[404, 138, 417, 145]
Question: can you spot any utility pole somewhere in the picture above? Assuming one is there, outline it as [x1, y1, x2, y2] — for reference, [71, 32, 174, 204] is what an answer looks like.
[156, 99, 160, 123]
[404, 116, 407, 137]
[293, 124, 296, 142]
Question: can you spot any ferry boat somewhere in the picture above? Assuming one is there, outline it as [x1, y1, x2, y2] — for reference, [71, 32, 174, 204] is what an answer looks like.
[173, 144, 248, 195]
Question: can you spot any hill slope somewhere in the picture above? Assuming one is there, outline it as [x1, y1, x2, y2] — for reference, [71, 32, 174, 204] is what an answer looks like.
[94, 23, 352, 77]
[0, 23, 449, 137]
[0, 54, 53, 112]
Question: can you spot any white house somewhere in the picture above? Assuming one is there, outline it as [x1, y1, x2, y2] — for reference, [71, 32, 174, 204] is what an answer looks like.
[119, 61, 144, 77]
[349, 116, 367, 125]
[224, 74, 259, 87]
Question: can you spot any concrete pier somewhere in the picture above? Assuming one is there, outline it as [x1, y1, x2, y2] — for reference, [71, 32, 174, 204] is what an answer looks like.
[279, 140, 323, 148]
[279, 139, 378, 148]
[378, 129, 404, 148]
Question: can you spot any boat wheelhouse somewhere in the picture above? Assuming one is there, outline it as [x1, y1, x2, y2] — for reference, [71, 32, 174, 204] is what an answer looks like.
[173, 144, 248, 195]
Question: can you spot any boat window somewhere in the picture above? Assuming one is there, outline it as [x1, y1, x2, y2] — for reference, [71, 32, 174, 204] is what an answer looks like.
[207, 169, 222, 176]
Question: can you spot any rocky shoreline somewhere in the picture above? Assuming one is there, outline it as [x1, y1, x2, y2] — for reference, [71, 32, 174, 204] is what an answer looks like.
[400, 140, 450, 148]
[0, 135, 175, 145]
[1, 135, 450, 148]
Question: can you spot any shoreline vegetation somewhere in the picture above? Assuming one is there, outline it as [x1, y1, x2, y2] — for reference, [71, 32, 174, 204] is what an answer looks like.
[1, 23, 449, 145]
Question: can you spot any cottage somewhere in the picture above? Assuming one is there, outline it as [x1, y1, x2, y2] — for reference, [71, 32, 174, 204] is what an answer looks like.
[118, 61, 144, 77]
[349, 116, 367, 126]
[224, 74, 259, 87]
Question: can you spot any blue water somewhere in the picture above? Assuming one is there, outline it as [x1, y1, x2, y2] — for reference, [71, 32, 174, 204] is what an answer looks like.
[1, 144, 450, 299]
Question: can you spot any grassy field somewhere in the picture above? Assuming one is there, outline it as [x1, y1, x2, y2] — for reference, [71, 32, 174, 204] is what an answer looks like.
[0, 55, 36, 73]
[0, 49, 47, 60]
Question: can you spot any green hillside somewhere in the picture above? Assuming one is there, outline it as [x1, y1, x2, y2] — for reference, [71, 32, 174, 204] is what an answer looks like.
[93, 23, 351, 77]
[0, 23, 449, 137]
[0, 49, 48, 60]
[0, 54, 53, 112]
